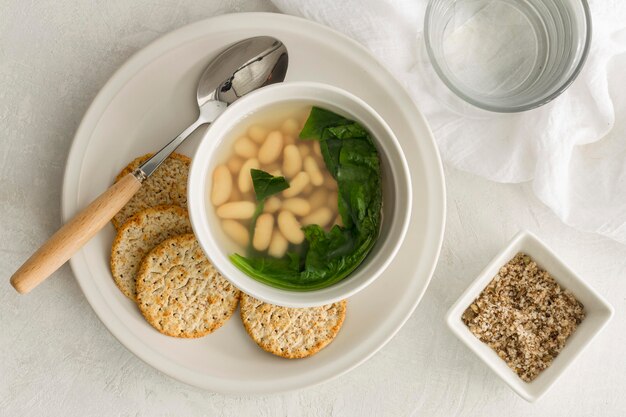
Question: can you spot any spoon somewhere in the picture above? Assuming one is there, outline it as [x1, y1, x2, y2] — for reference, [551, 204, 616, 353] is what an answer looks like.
[11, 36, 289, 294]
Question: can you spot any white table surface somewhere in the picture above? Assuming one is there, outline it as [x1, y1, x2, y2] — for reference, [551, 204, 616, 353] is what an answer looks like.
[1, 1, 625, 416]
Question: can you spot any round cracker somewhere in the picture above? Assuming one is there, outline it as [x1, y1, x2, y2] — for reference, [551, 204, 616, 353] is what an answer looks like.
[112, 152, 191, 229]
[110, 205, 192, 299]
[136, 234, 240, 338]
[240, 294, 347, 359]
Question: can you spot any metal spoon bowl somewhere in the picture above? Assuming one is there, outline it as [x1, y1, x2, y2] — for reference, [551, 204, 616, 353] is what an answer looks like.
[11, 36, 288, 294]
[139, 36, 288, 177]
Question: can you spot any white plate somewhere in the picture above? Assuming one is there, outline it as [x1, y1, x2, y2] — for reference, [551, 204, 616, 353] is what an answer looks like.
[62, 13, 446, 394]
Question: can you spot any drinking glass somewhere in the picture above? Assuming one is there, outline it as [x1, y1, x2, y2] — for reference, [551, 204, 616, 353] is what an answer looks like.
[424, 0, 591, 112]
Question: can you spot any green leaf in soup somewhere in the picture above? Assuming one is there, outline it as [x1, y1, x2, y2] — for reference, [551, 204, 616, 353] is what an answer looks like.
[250, 169, 290, 201]
[229, 106, 382, 291]
[246, 169, 288, 254]
[245, 200, 265, 255]
[320, 138, 342, 178]
[229, 253, 302, 288]
[326, 123, 369, 140]
[299, 107, 352, 140]
[302, 225, 356, 269]
[336, 138, 381, 229]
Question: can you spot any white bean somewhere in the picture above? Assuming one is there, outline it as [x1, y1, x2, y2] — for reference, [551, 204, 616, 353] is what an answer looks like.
[302, 183, 313, 195]
[334, 215, 343, 227]
[229, 185, 242, 202]
[258, 130, 283, 164]
[282, 145, 302, 178]
[313, 141, 322, 158]
[302, 207, 334, 227]
[281, 118, 300, 135]
[261, 163, 283, 177]
[264, 162, 280, 173]
[222, 220, 249, 247]
[268, 230, 289, 258]
[297, 143, 310, 157]
[211, 165, 232, 206]
[282, 198, 311, 216]
[248, 125, 268, 143]
[282, 172, 310, 198]
[304, 156, 324, 186]
[309, 188, 328, 210]
[253, 213, 274, 251]
[238, 158, 259, 193]
[263, 196, 281, 213]
[216, 201, 256, 219]
[328, 191, 338, 210]
[227, 157, 243, 175]
[234, 136, 258, 159]
[283, 134, 296, 145]
[277, 211, 305, 244]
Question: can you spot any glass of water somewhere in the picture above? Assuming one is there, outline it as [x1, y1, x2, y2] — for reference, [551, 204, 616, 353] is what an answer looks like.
[424, 0, 591, 112]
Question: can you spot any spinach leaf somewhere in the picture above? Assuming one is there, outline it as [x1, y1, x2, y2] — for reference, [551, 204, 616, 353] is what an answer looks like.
[246, 170, 288, 253]
[246, 200, 265, 252]
[251, 169, 290, 201]
[229, 107, 382, 291]
[299, 107, 352, 140]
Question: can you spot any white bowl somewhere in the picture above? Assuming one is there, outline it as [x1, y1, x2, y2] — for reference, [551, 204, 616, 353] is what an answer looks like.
[188, 82, 412, 307]
[446, 230, 614, 402]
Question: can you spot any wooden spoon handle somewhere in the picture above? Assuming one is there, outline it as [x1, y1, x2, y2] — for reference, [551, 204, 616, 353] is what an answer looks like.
[10, 172, 142, 294]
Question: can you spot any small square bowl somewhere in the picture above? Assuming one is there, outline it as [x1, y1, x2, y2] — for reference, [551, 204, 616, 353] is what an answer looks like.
[446, 230, 614, 402]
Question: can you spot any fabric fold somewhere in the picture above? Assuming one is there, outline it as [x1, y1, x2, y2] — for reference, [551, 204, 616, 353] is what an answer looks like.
[272, 0, 626, 244]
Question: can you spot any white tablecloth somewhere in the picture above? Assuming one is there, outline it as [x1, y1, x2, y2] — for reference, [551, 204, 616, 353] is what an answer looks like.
[272, 0, 626, 246]
[1, 1, 624, 416]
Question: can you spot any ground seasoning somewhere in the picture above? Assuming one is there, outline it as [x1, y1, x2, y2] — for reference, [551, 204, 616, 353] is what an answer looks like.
[462, 253, 585, 382]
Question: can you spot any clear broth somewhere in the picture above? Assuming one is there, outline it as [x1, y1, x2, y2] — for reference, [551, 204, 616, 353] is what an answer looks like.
[209, 103, 341, 257]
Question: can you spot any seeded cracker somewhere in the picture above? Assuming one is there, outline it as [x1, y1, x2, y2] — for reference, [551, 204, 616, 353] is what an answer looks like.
[240, 293, 346, 358]
[462, 253, 585, 382]
[136, 234, 240, 338]
[110, 205, 192, 299]
[111, 153, 190, 229]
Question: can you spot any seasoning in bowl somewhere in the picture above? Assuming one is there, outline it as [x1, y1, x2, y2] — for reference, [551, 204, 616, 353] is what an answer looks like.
[462, 252, 585, 382]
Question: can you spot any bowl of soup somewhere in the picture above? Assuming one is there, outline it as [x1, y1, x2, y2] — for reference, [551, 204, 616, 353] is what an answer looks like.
[188, 82, 411, 307]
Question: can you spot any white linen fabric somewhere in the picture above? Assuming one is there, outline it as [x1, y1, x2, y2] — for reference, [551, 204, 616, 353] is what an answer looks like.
[271, 0, 626, 244]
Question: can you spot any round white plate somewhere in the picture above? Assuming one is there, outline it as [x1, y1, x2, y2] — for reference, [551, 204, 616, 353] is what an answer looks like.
[62, 13, 446, 394]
